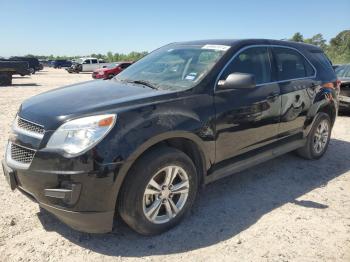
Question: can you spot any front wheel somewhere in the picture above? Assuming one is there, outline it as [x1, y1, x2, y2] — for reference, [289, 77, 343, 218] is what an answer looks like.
[119, 147, 198, 235]
[296, 113, 332, 159]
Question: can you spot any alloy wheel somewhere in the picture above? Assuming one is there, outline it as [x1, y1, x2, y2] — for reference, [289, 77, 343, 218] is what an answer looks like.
[143, 165, 189, 224]
[313, 119, 330, 154]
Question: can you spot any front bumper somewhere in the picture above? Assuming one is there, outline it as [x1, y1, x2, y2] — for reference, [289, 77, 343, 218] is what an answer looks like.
[92, 73, 104, 79]
[2, 144, 121, 233]
[339, 95, 350, 109]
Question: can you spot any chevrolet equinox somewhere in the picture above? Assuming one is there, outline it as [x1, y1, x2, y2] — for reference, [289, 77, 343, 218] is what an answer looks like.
[2, 39, 339, 235]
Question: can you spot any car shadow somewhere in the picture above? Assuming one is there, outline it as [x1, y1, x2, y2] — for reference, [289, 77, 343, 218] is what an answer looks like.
[11, 83, 40, 87]
[37, 138, 350, 257]
[339, 110, 350, 117]
[12, 76, 30, 79]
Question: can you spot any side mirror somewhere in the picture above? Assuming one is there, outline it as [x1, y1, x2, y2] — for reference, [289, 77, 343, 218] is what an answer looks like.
[218, 73, 256, 90]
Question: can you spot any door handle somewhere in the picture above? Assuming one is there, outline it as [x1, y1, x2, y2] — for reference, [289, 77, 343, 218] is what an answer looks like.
[267, 92, 279, 101]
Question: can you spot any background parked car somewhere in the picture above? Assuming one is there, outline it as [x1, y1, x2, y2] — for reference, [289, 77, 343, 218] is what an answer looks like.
[335, 64, 350, 110]
[51, 59, 72, 69]
[9, 57, 41, 74]
[92, 61, 133, 79]
[0, 60, 30, 85]
[66, 57, 113, 73]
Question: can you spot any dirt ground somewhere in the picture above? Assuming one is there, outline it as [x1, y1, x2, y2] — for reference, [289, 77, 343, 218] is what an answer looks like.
[0, 68, 349, 262]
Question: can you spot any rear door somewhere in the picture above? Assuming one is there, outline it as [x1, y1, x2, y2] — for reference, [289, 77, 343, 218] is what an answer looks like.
[214, 46, 281, 162]
[271, 46, 317, 139]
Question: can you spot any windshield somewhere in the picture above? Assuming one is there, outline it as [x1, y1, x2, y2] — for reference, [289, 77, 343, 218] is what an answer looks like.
[335, 64, 350, 78]
[107, 63, 120, 69]
[116, 44, 230, 90]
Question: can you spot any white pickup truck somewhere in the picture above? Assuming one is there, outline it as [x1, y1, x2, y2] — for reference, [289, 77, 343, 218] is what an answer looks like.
[67, 57, 112, 73]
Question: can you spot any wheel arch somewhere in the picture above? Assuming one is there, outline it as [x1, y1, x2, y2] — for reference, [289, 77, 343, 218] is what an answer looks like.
[112, 132, 211, 211]
[304, 99, 337, 136]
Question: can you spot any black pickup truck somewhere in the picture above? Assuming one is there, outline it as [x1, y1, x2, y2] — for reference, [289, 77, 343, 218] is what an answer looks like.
[0, 60, 30, 86]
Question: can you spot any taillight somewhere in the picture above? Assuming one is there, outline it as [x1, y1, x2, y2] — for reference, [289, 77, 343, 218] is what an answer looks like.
[322, 81, 340, 100]
[322, 82, 336, 89]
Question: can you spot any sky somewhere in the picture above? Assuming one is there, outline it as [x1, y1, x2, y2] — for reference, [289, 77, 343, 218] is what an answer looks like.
[1, 0, 349, 57]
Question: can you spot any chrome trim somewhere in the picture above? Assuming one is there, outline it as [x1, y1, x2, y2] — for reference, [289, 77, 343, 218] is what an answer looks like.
[12, 116, 45, 140]
[5, 142, 36, 170]
[215, 44, 317, 91]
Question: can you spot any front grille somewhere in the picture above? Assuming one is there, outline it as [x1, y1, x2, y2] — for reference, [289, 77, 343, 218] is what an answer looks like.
[17, 117, 44, 135]
[10, 143, 35, 164]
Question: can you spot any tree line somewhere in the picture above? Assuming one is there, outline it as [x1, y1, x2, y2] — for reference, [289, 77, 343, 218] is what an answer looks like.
[23, 29, 350, 64]
[289, 30, 350, 64]
[25, 51, 149, 63]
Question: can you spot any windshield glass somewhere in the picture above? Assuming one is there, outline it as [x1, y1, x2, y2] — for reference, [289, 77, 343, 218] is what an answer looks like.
[107, 63, 120, 69]
[335, 64, 350, 78]
[116, 44, 230, 90]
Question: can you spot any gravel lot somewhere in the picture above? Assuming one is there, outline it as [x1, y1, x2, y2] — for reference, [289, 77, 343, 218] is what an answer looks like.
[0, 68, 349, 261]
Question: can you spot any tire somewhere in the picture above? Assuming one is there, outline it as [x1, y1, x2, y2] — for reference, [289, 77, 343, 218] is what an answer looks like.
[0, 73, 12, 86]
[119, 147, 198, 235]
[29, 68, 35, 74]
[108, 74, 114, 79]
[296, 113, 331, 160]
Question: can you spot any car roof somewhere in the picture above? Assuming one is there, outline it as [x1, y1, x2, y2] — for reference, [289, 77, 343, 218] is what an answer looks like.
[175, 39, 322, 52]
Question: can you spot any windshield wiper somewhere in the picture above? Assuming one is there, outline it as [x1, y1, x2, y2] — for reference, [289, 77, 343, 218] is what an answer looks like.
[125, 79, 159, 90]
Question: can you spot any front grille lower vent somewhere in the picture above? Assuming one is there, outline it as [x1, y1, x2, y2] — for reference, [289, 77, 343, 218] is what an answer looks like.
[10, 143, 35, 164]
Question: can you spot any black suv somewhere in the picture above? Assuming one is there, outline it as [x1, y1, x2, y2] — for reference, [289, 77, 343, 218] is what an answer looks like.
[2, 39, 339, 235]
[10, 57, 41, 74]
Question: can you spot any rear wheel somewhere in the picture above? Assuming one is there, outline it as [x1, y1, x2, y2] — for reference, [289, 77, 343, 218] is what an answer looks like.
[119, 147, 198, 235]
[0, 73, 12, 86]
[296, 113, 331, 159]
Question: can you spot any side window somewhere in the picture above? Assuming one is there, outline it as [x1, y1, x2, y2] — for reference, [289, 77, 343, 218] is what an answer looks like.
[220, 47, 271, 85]
[91, 59, 98, 64]
[120, 63, 130, 69]
[273, 47, 315, 81]
[83, 59, 91, 64]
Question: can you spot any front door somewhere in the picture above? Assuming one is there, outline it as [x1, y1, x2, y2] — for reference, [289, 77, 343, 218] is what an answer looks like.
[271, 46, 318, 139]
[214, 46, 281, 163]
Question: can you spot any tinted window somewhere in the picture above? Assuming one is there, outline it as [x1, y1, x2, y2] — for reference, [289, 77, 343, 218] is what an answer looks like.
[273, 47, 315, 81]
[91, 59, 98, 64]
[221, 47, 271, 85]
[120, 63, 131, 69]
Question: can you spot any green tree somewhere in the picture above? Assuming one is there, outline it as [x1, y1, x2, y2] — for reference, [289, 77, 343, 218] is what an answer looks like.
[327, 30, 350, 64]
[304, 33, 327, 49]
[290, 32, 304, 42]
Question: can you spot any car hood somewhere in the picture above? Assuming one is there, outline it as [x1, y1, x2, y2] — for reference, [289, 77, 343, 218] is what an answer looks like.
[19, 79, 172, 129]
[94, 68, 110, 73]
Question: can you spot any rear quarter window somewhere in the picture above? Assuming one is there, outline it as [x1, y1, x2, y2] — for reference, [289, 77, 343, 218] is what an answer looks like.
[312, 52, 334, 71]
[272, 47, 315, 81]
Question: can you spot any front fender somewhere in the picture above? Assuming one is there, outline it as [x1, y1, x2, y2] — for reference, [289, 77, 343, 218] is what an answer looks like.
[97, 95, 215, 209]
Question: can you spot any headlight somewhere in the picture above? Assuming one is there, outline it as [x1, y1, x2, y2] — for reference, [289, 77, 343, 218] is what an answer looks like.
[46, 114, 116, 156]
